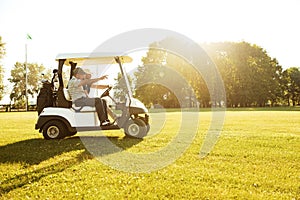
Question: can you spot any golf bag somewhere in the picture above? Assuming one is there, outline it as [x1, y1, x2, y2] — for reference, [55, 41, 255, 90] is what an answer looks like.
[37, 81, 53, 115]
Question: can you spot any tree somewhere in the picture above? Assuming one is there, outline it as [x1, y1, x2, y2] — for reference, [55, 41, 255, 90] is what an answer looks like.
[113, 72, 133, 102]
[284, 67, 300, 106]
[203, 42, 283, 107]
[0, 36, 5, 100]
[134, 42, 169, 108]
[134, 38, 212, 108]
[9, 62, 46, 108]
[134, 42, 183, 108]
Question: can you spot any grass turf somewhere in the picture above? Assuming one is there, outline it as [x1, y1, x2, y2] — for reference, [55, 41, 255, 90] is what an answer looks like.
[0, 110, 299, 199]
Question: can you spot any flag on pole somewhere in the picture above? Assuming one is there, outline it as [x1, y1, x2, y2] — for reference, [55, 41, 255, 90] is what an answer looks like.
[26, 34, 32, 40]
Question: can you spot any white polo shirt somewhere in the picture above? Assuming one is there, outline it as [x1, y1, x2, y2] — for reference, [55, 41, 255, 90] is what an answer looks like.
[67, 77, 86, 101]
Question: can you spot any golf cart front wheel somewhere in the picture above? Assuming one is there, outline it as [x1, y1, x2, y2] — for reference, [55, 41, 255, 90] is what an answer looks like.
[42, 120, 67, 140]
[124, 118, 147, 138]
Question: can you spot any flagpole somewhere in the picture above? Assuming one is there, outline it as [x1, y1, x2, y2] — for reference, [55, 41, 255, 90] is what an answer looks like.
[25, 43, 28, 111]
[25, 34, 32, 111]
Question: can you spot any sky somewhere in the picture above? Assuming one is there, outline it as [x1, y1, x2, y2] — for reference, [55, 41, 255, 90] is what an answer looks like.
[0, 0, 300, 83]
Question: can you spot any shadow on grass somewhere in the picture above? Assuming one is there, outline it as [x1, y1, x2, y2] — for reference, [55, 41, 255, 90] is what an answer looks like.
[0, 135, 142, 195]
[0, 136, 142, 165]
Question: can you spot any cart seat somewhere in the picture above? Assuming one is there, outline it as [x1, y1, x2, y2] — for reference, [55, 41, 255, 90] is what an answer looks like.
[63, 88, 96, 112]
[73, 106, 96, 112]
[63, 88, 72, 101]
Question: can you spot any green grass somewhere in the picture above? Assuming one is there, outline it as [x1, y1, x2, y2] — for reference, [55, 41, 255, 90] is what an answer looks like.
[0, 110, 299, 199]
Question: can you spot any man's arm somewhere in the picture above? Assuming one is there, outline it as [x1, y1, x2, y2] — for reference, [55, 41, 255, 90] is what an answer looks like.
[90, 84, 110, 89]
[78, 75, 108, 87]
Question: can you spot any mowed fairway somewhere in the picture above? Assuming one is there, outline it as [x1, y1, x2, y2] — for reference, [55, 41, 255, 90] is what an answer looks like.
[0, 110, 299, 199]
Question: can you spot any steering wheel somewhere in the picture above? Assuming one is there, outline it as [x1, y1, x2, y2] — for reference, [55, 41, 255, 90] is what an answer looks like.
[100, 86, 112, 98]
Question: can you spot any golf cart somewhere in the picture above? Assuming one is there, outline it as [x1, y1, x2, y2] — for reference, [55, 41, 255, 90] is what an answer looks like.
[35, 53, 150, 139]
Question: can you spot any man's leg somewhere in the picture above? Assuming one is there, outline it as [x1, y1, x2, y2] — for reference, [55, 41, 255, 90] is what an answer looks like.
[101, 99, 108, 118]
[94, 98, 108, 123]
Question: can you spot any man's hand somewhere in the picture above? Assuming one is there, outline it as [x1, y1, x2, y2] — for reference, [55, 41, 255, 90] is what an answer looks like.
[99, 75, 108, 80]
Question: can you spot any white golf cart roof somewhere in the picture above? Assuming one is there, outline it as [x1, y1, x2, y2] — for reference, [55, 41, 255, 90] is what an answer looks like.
[55, 53, 133, 66]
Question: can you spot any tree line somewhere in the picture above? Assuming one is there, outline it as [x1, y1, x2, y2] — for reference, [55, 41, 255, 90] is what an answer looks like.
[118, 38, 300, 108]
[0, 36, 300, 108]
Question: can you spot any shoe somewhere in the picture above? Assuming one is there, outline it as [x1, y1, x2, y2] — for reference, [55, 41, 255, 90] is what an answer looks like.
[101, 120, 110, 126]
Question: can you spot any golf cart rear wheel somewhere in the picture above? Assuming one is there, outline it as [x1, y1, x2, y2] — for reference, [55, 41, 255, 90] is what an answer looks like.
[42, 120, 67, 140]
[125, 118, 147, 138]
[146, 124, 150, 133]
[67, 131, 77, 137]
[136, 116, 150, 133]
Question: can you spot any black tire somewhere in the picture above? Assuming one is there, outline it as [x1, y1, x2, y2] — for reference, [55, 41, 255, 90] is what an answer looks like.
[42, 120, 67, 140]
[66, 131, 77, 137]
[124, 118, 147, 138]
[137, 116, 150, 133]
[146, 124, 150, 133]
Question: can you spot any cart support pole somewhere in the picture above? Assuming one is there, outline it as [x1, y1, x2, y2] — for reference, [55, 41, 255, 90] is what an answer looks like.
[115, 56, 133, 98]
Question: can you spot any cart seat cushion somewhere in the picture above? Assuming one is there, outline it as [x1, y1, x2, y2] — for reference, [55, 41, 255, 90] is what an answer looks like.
[64, 88, 72, 101]
[64, 88, 96, 112]
[72, 105, 96, 112]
